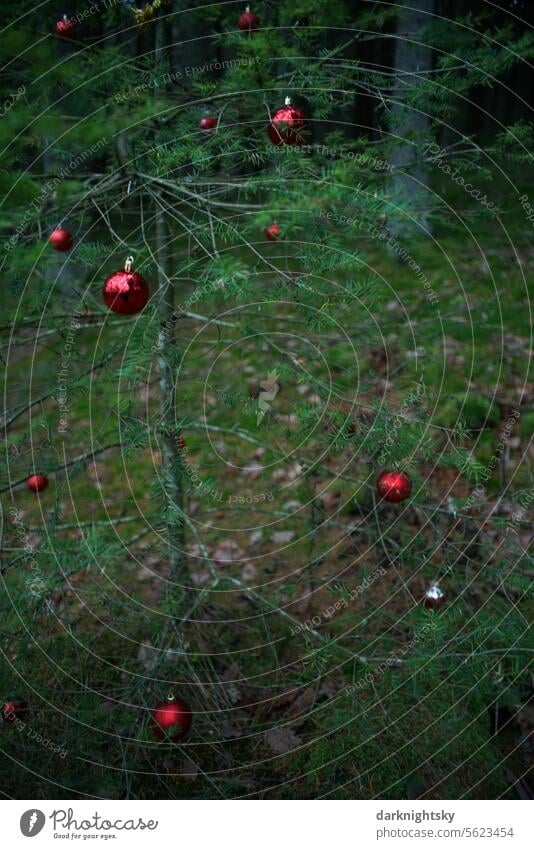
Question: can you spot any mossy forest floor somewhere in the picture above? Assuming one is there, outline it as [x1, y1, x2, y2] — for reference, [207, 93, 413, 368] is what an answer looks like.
[1, 170, 533, 799]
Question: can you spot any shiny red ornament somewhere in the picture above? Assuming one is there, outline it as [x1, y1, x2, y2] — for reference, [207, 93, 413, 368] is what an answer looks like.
[267, 97, 305, 146]
[376, 470, 411, 503]
[238, 6, 259, 33]
[103, 257, 149, 315]
[1, 700, 29, 723]
[26, 474, 49, 494]
[199, 116, 217, 131]
[151, 696, 192, 741]
[49, 227, 73, 252]
[176, 436, 186, 450]
[265, 223, 281, 241]
[423, 584, 446, 610]
[55, 15, 76, 38]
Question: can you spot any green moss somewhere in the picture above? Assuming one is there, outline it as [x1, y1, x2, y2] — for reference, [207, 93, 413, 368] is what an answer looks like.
[518, 412, 534, 440]
[435, 394, 500, 430]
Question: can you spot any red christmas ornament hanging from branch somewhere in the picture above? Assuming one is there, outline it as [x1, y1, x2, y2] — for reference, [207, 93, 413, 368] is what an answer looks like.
[49, 227, 73, 252]
[199, 116, 217, 131]
[103, 256, 149, 315]
[1, 700, 29, 722]
[265, 223, 281, 241]
[267, 97, 306, 146]
[376, 470, 412, 503]
[151, 695, 192, 741]
[26, 474, 49, 494]
[238, 6, 259, 34]
[55, 15, 76, 38]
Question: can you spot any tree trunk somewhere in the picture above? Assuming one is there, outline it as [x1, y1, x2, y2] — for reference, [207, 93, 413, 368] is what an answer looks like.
[388, 0, 434, 240]
[155, 204, 186, 582]
[154, 17, 186, 584]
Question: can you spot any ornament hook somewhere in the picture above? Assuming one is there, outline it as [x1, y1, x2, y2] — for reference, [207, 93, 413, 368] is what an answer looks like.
[124, 255, 134, 272]
[284, 96, 292, 106]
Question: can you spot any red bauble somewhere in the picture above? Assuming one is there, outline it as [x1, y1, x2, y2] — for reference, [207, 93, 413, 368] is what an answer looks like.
[423, 584, 446, 610]
[103, 258, 149, 315]
[26, 474, 49, 494]
[265, 223, 281, 241]
[238, 6, 259, 32]
[55, 16, 76, 38]
[199, 116, 217, 131]
[1, 701, 29, 723]
[151, 696, 192, 741]
[176, 436, 186, 450]
[267, 98, 305, 146]
[49, 227, 73, 252]
[376, 470, 412, 503]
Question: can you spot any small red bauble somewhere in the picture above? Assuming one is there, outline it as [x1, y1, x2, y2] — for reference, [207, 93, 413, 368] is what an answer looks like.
[238, 6, 259, 33]
[103, 257, 149, 315]
[376, 470, 412, 503]
[55, 16, 76, 38]
[176, 436, 186, 450]
[151, 696, 192, 741]
[423, 584, 446, 610]
[1, 700, 29, 722]
[199, 116, 217, 131]
[26, 474, 49, 494]
[267, 97, 306, 146]
[265, 223, 281, 241]
[49, 227, 73, 252]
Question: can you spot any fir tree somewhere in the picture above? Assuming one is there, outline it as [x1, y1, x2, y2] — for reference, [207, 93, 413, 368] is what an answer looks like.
[0, 0, 532, 800]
